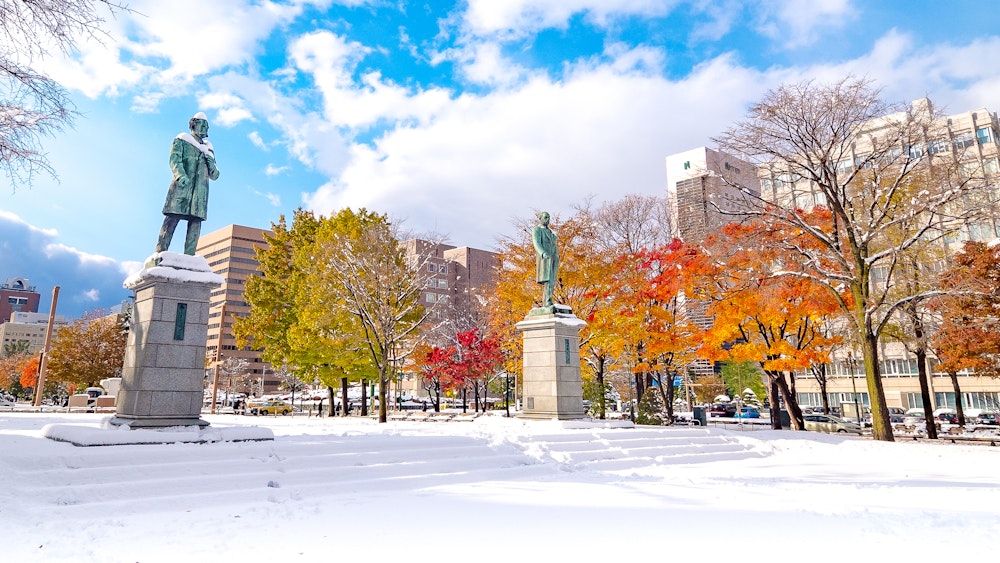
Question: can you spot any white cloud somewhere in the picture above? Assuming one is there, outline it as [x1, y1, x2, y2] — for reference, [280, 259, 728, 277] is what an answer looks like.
[43, 243, 118, 267]
[199, 92, 254, 126]
[302, 33, 1000, 250]
[462, 0, 677, 39]
[253, 190, 282, 206]
[288, 30, 453, 129]
[248, 131, 269, 151]
[265, 164, 290, 176]
[756, 0, 857, 49]
[304, 48, 769, 249]
[82, 289, 100, 302]
[0, 209, 58, 237]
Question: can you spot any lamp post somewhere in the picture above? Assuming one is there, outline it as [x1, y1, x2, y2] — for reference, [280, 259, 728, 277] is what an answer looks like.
[848, 352, 861, 425]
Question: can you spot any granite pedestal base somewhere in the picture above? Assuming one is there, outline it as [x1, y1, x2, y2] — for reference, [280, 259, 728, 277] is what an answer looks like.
[516, 310, 587, 420]
[109, 252, 223, 429]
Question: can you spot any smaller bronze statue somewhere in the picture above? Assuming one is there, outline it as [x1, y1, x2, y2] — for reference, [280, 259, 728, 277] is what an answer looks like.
[532, 211, 559, 308]
[155, 112, 220, 255]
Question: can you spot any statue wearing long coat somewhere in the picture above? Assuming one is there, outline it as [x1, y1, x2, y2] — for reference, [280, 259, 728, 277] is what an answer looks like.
[532, 223, 558, 284]
[162, 133, 220, 220]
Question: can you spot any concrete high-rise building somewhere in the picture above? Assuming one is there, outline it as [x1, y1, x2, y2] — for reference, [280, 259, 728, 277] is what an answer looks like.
[665, 147, 759, 243]
[197, 224, 275, 395]
[0, 278, 40, 323]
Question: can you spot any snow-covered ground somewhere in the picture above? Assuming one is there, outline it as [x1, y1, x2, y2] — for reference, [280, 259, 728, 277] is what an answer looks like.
[2, 412, 998, 562]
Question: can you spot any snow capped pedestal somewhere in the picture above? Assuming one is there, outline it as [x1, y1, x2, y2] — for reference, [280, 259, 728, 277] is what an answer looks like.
[109, 252, 223, 430]
[515, 309, 587, 420]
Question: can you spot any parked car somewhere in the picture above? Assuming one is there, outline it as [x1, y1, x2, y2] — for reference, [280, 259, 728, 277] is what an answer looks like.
[977, 412, 1000, 425]
[709, 403, 737, 417]
[935, 411, 959, 424]
[249, 400, 293, 416]
[734, 406, 760, 419]
[887, 407, 906, 423]
[803, 414, 864, 435]
[902, 408, 925, 428]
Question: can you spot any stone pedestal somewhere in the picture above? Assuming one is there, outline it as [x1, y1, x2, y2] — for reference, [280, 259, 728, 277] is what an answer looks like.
[516, 307, 587, 420]
[110, 252, 223, 429]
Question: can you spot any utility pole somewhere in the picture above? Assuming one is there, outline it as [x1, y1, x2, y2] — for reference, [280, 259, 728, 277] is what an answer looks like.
[209, 301, 227, 414]
[32, 286, 60, 407]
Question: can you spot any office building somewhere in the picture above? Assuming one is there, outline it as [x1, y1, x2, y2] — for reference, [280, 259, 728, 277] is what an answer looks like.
[1, 278, 40, 323]
[665, 147, 759, 243]
[669, 102, 1000, 412]
[0, 312, 67, 355]
[197, 224, 275, 394]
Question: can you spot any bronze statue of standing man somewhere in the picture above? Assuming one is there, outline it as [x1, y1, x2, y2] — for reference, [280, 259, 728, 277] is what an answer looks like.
[532, 211, 559, 308]
[155, 112, 220, 255]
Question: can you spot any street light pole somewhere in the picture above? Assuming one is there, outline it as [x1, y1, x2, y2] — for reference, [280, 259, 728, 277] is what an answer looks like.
[848, 353, 861, 425]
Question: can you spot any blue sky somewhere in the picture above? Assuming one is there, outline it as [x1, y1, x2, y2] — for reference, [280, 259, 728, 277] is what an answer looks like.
[3, 0, 1000, 319]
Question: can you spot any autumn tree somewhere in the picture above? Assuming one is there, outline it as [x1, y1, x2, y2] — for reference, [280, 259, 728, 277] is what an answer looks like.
[1, 342, 32, 392]
[234, 209, 377, 413]
[931, 241, 1000, 425]
[20, 356, 39, 391]
[310, 210, 429, 423]
[701, 220, 843, 430]
[715, 77, 991, 441]
[46, 309, 127, 389]
[613, 239, 714, 424]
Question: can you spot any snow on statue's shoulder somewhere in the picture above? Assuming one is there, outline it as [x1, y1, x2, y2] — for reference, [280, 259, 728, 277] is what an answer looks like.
[123, 251, 224, 288]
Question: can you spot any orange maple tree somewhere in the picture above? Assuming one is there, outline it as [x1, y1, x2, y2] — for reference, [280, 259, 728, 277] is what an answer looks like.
[702, 220, 845, 430]
[930, 241, 1000, 424]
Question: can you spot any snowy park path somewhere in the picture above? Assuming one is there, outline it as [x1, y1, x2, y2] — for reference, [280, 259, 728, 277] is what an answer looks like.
[2, 413, 999, 562]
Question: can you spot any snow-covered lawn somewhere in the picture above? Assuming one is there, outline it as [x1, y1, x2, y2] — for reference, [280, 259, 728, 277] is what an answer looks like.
[2, 412, 998, 562]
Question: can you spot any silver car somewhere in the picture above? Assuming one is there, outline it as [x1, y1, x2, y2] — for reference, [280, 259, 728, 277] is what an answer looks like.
[803, 414, 864, 435]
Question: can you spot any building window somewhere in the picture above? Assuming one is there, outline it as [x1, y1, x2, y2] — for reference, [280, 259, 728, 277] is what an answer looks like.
[953, 131, 976, 150]
[439, 265, 447, 274]
[437, 279, 448, 289]
[426, 293, 437, 303]
[976, 127, 995, 145]
[984, 157, 999, 176]
[969, 222, 994, 241]
[427, 264, 436, 272]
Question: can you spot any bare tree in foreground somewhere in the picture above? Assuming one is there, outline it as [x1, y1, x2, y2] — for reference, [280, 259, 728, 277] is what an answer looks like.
[715, 77, 992, 441]
[0, 0, 128, 187]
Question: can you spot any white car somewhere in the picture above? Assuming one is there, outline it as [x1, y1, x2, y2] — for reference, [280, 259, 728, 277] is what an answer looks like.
[902, 408, 925, 428]
[803, 414, 864, 435]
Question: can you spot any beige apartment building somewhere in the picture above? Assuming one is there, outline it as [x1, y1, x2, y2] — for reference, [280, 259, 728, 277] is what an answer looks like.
[754, 101, 1000, 412]
[0, 312, 68, 355]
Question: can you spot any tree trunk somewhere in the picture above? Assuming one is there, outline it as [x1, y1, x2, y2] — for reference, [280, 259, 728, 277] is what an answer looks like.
[634, 372, 645, 412]
[433, 380, 441, 412]
[378, 369, 389, 423]
[768, 375, 782, 430]
[341, 377, 349, 417]
[326, 385, 335, 417]
[596, 355, 606, 420]
[863, 331, 894, 441]
[774, 372, 804, 430]
[819, 364, 831, 415]
[949, 371, 966, 427]
[916, 349, 937, 438]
